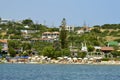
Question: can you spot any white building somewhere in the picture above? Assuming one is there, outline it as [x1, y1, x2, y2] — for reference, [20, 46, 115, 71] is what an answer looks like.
[21, 30, 39, 34]
[65, 25, 74, 32]
[59, 25, 74, 32]
[42, 32, 59, 39]
[24, 25, 30, 28]
[77, 29, 84, 34]
[41, 32, 59, 42]
[0, 19, 10, 24]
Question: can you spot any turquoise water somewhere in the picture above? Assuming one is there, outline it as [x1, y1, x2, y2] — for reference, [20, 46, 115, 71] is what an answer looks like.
[0, 64, 120, 80]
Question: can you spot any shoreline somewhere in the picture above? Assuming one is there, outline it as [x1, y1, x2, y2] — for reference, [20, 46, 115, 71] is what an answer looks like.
[1, 61, 120, 65]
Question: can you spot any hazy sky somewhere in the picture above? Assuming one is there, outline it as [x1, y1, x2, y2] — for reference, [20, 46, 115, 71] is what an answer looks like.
[0, 0, 120, 27]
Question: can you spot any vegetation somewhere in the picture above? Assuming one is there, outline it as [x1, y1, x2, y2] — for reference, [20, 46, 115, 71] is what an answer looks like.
[59, 18, 68, 49]
[0, 17, 120, 59]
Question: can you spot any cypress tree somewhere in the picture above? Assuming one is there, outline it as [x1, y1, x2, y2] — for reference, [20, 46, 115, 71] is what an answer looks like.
[59, 18, 68, 49]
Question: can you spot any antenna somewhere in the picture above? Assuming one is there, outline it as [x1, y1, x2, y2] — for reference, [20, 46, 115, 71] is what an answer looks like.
[51, 22, 55, 28]
[43, 20, 46, 26]
[83, 21, 86, 27]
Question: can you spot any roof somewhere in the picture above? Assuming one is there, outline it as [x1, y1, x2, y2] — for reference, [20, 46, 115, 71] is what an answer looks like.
[108, 41, 118, 46]
[0, 39, 7, 43]
[52, 32, 59, 34]
[101, 47, 114, 51]
[42, 32, 59, 34]
[43, 32, 51, 34]
[2, 48, 8, 51]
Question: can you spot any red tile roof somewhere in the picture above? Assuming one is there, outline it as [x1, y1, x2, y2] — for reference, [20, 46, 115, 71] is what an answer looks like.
[101, 47, 114, 51]
[0, 39, 7, 43]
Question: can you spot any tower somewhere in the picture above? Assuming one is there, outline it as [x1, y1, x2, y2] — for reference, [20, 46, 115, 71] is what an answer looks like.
[83, 21, 88, 32]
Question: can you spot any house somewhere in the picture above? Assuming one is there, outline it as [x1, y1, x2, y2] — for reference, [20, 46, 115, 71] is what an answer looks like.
[31, 38, 55, 43]
[21, 29, 39, 39]
[69, 46, 78, 56]
[0, 39, 8, 54]
[40, 38, 55, 43]
[77, 22, 91, 34]
[21, 30, 39, 34]
[77, 29, 85, 34]
[42, 32, 59, 39]
[0, 19, 10, 24]
[24, 25, 30, 28]
[41, 32, 59, 43]
[65, 25, 74, 32]
[59, 25, 74, 32]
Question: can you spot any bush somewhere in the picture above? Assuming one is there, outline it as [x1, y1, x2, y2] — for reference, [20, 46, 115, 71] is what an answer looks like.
[9, 47, 16, 57]
[77, 52, 87, 58]
[101, 58, 110, 61]
[42, 46, 55, 58]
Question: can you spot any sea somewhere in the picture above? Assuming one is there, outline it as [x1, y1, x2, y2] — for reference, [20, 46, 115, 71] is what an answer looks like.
[0, 64, 120, 80]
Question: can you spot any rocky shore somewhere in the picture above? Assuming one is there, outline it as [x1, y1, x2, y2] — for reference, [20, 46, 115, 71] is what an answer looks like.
[1, 56, 120, 65]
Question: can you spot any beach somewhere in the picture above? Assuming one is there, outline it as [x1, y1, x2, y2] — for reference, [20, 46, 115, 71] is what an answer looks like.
[1, 56, 120, 65]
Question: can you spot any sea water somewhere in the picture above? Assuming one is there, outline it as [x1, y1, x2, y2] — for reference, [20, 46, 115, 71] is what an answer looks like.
[0, 64, 120, 80]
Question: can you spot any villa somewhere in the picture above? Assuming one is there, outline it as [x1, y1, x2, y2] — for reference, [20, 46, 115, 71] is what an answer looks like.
[41, 31, 59, 42]
[59, 25, 74, 32]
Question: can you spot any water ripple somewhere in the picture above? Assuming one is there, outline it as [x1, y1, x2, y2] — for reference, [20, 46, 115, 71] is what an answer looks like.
[0, 64, 120, 80]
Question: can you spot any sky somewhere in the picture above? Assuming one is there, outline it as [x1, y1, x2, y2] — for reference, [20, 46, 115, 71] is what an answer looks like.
[0, 0, 120, 27]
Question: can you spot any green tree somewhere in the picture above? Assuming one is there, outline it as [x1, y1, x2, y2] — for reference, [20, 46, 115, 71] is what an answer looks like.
[8, 40, 21, 49]
[111, 51, 120, 58]
[22, 51, 29, 56]
[8, 40, 22, 57]
[9, 47, 16, 57]
[54, 51, 62, 58]
[22, 19, 33, 25]
[53, 40, 61, 51]
[22, 42, 31, 51]
[61, 49, 71, 57]
[59, 18, 68, 49]
[0, 17, 1, 23]
[42, 46, 55, 58]
[87, 45, 95, 52]
[0, 45, 2, 55]
[78, 52, 87, 58]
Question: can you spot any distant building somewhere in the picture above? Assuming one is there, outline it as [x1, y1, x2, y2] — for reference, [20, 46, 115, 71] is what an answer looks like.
[70, 46, 78, 57]
[65, 25, 74, 32]
[59, 25, 74, 32]
[41, 32, 59, 42]
[21, 30, 39, 34]
[0, 19, 10, 24]
[24, 25, 30, 28]
[77, 22, 91, 34]
[21, 28, 39, 39]
[77, 29, 85, 34]
[42, 32, 59, 39]
[94, 46, 101, 50]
